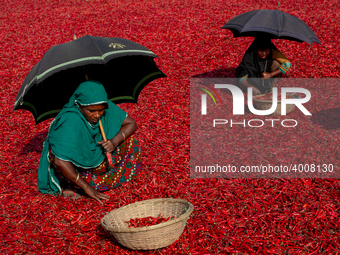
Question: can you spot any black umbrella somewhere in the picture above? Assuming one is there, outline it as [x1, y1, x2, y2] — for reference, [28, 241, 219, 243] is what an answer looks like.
[13, 35, 166, 124]
[221, 7, 321, 46]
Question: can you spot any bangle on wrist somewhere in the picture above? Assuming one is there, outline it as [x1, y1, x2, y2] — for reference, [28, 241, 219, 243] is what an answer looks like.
[120, 131, 126, 141]
[75, 173, 80, 182]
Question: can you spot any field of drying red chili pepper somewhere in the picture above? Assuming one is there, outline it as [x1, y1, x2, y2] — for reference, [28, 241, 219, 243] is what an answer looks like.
[1, 0, 340, 254]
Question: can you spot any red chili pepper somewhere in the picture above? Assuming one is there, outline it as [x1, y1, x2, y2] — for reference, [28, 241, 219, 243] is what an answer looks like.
[125, 214, 174, 228]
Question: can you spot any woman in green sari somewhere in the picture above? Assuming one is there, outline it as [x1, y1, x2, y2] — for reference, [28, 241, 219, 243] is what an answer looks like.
[38, 80, 141, 204]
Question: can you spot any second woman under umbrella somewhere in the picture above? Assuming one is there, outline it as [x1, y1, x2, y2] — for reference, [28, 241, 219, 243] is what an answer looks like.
[236, 37, 292, 95]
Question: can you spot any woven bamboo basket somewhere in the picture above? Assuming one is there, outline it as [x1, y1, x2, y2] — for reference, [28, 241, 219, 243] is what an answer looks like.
[100, 198, 194, 250]
[252, 93, 299, 115]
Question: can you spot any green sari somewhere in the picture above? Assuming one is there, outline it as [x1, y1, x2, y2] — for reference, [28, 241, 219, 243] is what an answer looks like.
[38, 80, 127, 195]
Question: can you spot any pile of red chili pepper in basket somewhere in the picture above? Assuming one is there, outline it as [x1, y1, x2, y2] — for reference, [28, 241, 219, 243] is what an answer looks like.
[256, 93, 304, 100]
[125, 214, 175, 228]
[256, 93, 284, 100]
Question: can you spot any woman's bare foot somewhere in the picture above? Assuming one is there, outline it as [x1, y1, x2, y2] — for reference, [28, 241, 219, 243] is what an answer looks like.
[62, 189, 81, 199]
[61, 183, 81, 199]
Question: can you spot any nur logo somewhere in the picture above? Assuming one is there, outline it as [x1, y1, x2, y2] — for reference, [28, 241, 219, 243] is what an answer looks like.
[200, 84, 312, 116]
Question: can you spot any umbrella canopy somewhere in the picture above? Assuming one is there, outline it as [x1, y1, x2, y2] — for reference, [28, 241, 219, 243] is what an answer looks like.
[13, 35, 166, 124]
[221, 9, 321, 46]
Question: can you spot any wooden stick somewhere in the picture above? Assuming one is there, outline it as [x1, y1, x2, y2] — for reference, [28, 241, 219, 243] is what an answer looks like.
[99, 119, 113, 165]
[99, 119, 107, 140]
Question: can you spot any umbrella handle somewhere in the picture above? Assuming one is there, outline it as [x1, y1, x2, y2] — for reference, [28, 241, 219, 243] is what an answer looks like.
[99, 119, 113, 165]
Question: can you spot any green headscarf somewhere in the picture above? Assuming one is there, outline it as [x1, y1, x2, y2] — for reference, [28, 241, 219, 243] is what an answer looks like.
[38, 80, 127, 195]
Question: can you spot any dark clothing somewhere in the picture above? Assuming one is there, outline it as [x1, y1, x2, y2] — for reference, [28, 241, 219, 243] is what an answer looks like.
[236, 40, 277, 93]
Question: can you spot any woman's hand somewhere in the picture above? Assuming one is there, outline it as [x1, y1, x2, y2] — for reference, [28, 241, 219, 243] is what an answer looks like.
[98, 116, 137, 155]
[261, 69, 282, 79]
[252, 86, 261, 96]
[240, 80, 261, 95]
[83, 185, 110, 204]
[261, 72, 272, 79]
[97, 139, 117, 154]
[54, 158, 110, 204]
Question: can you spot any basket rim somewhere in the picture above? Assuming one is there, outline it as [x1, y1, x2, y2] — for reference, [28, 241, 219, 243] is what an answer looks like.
[100, 198, 194, 233]
[253, 93, 299, 103]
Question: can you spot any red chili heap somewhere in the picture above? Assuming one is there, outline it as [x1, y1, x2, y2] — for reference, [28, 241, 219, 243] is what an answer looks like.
[125, 214, 175, 228]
